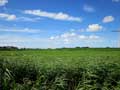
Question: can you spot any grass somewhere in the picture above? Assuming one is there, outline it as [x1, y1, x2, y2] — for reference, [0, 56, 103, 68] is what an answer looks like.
[0, 48, 120, 90]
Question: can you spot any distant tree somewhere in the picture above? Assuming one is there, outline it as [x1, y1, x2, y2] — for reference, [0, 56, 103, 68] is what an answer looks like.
[0, 46, 18, 50]
[82, 47, 89, 48]
[75, 47, 81, 48]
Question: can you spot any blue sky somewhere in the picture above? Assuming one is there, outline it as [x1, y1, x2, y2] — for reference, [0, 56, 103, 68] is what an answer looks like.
[0, 0, 120, 48]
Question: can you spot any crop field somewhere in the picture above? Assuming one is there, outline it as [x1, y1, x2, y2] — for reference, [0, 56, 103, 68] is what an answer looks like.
[0, 48, 120, 90]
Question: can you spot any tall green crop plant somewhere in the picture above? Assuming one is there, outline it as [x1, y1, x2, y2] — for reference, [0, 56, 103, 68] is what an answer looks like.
[0, 59, 4, 89]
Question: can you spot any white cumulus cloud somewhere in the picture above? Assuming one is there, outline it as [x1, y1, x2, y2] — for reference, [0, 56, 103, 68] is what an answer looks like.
[24, 10, 82, 22]
[0, 0, 8, 6]
[112, 0, 120, 2]
[103, 16, 114, 23]
[83, 4, 95, 13]
[50, 32, 101, 44]
[0, 27, 43, 33]
[87, 24, 103, 32]
[0, 13, 16, 21]
[0, 13, 41, 22]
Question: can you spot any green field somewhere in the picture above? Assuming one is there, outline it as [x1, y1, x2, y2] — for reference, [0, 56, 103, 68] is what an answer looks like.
[0, 48, 120, 90]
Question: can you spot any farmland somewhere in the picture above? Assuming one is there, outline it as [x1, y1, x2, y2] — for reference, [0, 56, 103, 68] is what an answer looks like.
[0, 48, 120, 90]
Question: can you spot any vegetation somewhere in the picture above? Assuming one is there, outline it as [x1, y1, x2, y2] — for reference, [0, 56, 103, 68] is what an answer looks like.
[0, 48, 120, 90]
[0, 46, 18, 50]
